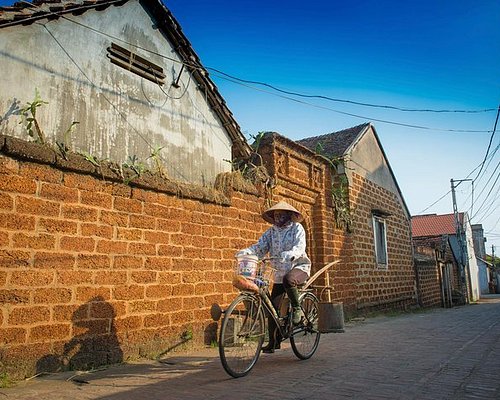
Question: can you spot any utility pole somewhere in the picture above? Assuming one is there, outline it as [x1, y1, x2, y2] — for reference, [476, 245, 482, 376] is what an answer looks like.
[493, 245, 498, 294]
[451, 178, 472, 303]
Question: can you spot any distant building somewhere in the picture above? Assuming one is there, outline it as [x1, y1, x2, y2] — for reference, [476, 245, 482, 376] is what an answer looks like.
[472, 224, 491, 294]
[412, 212, 480, 304]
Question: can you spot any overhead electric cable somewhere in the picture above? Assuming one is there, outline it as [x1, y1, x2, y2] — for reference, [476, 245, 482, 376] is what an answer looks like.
[210, 71, 492, 133]
[463, 142, 500, 210]
[421, 147, 497, 215]
[472, 159, 500, 205]
[471, 167, 500, 220]
[476, 192, 500, 222]
[473, 105, 500, 182]
[207, 67, 497, 114]
[418, 190, 451, 214]
[12, 4, 496, 119]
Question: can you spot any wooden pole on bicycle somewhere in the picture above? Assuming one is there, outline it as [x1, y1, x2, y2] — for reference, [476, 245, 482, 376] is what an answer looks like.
[303, 260, 340, 290]
[325, 269, 332, 303]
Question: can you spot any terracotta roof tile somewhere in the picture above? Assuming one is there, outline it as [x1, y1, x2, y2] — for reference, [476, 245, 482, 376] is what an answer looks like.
[0, 0, 115, 26]
[411, 213, 464, 237]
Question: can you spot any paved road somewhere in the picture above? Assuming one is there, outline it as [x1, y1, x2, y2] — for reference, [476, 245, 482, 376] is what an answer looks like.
[2, 296, 500, 400]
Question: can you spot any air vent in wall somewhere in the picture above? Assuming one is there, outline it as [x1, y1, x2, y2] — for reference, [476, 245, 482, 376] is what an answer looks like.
[107, 42, 165, 85]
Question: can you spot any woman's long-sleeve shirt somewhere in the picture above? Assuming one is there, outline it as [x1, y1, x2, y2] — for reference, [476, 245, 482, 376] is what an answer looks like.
[239, 221, 311, 283]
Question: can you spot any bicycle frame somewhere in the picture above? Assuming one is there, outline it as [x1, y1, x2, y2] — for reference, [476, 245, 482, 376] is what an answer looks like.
[218, 257, 323, 377]
[246, 286, 317, 341]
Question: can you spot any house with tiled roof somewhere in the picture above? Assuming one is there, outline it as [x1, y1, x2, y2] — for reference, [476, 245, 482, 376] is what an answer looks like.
[0, 0, 423, 381]
[298, 123, 410, 219]
[295, 123, 416, 312]
[412, 212, 463, 237]
[412, 212, 481, 306]
[0, 0, 251, 184]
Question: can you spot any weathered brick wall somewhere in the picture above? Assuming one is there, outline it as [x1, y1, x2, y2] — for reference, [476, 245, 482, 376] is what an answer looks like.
[415, 263, 442, 308]
[412, 237, 462, 306]
[0, 142, 269, 379]
[414, 250, 443, 308]
[0, 132, 418, 379]
[349, 172, 416, 311]
[260, 135, 362, 311]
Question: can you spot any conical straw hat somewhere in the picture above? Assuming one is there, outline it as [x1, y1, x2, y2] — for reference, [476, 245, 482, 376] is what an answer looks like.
[262, 200, 303, 224]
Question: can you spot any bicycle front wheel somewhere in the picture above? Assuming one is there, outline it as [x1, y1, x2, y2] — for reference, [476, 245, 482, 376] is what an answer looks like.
[290, 292, 320, 360]
[218, 293, 265, 378]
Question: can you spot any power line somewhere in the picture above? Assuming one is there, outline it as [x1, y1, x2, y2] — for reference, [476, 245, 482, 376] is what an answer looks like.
[471, 166, 500, 220]
[208, 67, 497, 114]
[472, 105, 500, 182]
[13, 6, 495, 133]
[462, 142, 500, 210]
[418, 149, 496, 214]
[418, 190, 451, 214]
[477, 194, 500, 222]
[210, 71, 492, 133]
[472, 180, 500, 221]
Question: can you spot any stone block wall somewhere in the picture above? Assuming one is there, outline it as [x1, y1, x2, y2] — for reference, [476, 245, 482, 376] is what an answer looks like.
[236, 134, 357, 311]
[413, 237, 463, 307]
[0, 132, 418, 379]
[415, 259, 443, 308]
[0, 141, 269, 378]
[349, 172, 416, 311]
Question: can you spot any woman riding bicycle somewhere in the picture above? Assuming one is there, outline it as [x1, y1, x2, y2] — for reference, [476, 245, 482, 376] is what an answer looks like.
[236, 200, 311, 353]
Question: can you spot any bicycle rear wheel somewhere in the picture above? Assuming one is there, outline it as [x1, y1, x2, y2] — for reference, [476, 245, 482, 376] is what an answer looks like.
[219, 293, 265, 377]
[290, 292, 320, 360]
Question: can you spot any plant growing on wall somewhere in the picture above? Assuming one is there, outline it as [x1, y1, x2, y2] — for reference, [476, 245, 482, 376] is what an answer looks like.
[56, 121, 79, 159]
[80, 151, 101, 167]
[331, 173, 352, 231]
[19, 89, 79, 154]
[315, 142, 352, 231]
[122, 155, 146, 185]
[18, 88, 48, 144]
[218, 131, 275, 205]
[148, 145, 166, 177]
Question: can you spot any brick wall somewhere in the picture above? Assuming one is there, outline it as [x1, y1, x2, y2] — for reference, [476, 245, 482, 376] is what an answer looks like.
[0, 132, 418, 379]
[0, 140, 269, 378]
[412, 236, 462, 307]
[259, 135, 355, 305]
[349, 172, 416, 311]
[415, 257, 443, 308]
[259, 135, 415, 313]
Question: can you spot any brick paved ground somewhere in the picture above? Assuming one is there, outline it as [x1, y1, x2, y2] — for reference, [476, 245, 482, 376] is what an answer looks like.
[2, 295, 500, 400]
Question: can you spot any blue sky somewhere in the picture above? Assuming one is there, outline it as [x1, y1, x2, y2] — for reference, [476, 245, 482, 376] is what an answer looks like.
[163, 0, 500, 250]
[1, 0, 499, 250]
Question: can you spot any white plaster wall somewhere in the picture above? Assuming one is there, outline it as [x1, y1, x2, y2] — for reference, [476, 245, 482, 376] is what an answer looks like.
[464, 215, 480, 301]
[346, 127, 408, 217]
[0, 0, 232, 184]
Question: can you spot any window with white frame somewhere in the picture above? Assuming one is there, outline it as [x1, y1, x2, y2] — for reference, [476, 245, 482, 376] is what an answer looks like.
[372, 215, 388, 267]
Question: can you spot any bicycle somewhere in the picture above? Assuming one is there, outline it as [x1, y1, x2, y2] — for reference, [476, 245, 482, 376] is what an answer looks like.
[217, 257, 321, 378]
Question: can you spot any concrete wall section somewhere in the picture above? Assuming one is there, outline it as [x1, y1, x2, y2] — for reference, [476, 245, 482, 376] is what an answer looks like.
[0, 0, 232, 184]
[347, 127, 408, 219]
[464, 215, 480, 301]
